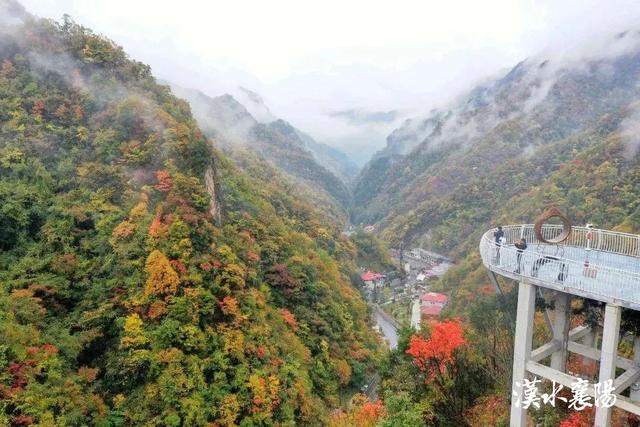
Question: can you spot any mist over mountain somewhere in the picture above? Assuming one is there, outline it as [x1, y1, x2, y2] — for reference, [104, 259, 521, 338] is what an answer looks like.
[170, 84, 356, 219]
[235, 86, 276, 123]
[7, 0, 640, 425]
[354, 28, 640, 254]
[329, 109, 399, 125]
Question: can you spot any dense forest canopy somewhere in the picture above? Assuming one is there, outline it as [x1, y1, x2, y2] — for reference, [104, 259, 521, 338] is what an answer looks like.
[0, 2, 382, 425]
[5, 0, 640, 426]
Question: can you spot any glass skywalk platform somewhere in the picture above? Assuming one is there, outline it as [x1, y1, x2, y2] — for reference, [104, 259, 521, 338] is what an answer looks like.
[480, 224, 640, 310]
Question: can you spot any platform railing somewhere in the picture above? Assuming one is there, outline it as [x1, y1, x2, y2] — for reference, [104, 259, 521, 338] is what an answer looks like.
[480, 225, 640, 308]
[496, 224, 640, 258]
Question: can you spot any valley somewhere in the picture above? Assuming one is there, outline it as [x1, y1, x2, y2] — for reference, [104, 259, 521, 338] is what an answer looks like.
[3, 1, 640, 425]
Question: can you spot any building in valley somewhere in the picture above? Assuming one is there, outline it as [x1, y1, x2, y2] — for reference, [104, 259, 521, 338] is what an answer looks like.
[361, 271, 384, 289]
[419, 292, 448, 318]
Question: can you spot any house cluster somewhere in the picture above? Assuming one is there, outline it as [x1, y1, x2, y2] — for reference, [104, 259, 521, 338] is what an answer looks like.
[410, 291, 449, 330]
[419, 292, 448, 318]
[415, 268, 442, 282]
[397, 247, 453, 282]
[409, 248, 451, 262]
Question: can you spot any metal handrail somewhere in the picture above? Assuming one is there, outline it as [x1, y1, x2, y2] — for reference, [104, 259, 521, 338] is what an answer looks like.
[492, 224, 640, 261]
[480, 225, 640, 308]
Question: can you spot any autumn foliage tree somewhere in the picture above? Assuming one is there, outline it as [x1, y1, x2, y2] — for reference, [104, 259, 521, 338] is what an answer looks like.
[155, 169, 173, 192]
[120, 314, 149, 349]
[280, 308, 298, 329]
[265, 264, 300, 297]
[328, 395, 385, 427]
[31, 99, 45, 120]
[334, 359, 352, 386]
[144, 250, 180, 297]
[394, 318, 487, 425]
[406, 318, 466, 380]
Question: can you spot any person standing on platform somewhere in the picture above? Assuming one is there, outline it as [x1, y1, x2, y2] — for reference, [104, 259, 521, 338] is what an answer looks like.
[494, 226, 505, 263]
[515, 238, 527, 273]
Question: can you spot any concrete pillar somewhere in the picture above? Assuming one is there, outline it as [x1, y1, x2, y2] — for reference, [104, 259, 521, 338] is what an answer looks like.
[550, 292, 571, 372]
[593, 325, 602, 349]
[594, 304, 621, 427]
[510, 281, 536, 427]
[582, 329, 595, 347]
[581, 327, 597, 380]
[631, 337, 640, 401]
[410, 298, 421, 331]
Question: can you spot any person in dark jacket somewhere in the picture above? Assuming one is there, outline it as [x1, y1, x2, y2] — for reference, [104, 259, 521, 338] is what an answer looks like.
[494, 226, 504, 262]
[514, 238, 527, 273]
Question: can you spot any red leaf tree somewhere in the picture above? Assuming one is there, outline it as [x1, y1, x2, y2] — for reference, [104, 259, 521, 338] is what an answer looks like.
[32, 100, 45, 120]
[155, 169, 173, 192]
[265, 264, 300, 296]
[406, 318, 466, 381]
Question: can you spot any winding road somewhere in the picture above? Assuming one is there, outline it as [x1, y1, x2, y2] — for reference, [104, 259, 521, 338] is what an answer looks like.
[372, 306, 400, 349]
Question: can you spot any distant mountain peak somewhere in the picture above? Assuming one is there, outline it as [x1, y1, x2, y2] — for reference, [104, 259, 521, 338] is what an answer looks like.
[170, 84, 257, 140]
[234, 86, 276, 123]
[217, 93, 240, 103]
[267, 118, 298, 136]
[238, 86, 267, 105]
[172, 84, 357, 209]
[353, 28, 640, 247]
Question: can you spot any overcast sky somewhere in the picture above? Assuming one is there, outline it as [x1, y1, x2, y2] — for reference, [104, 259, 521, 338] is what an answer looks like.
[20, 0, 640, 163]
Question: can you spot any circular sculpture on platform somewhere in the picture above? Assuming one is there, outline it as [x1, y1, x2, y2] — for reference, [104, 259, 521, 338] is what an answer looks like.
[534, 207, 572, 244]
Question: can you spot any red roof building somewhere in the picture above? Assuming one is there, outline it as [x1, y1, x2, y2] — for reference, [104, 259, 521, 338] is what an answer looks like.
[419, 292, 448, 318]
[361, 271, 384, 282]
[420, 305, 444, 317]
[420, 292, 448, 304]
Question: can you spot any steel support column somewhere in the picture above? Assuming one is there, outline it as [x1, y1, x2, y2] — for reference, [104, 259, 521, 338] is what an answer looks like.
[510, 281, 537, 427]
[594, 304, 621, 427]
[551, 292, 571, 372]
[631, 337, 640, 401]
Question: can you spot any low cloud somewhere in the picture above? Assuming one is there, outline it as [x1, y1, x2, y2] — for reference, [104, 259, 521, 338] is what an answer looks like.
[619, 102, 640, 159]
[329, 109, 398, 125]
[15, 0, 640, 165]
[0, 0, 26, 28]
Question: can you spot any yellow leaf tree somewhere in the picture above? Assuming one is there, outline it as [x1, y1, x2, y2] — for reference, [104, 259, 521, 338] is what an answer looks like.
[121, 314, 148, 349]
[144, 250, 180, 297]
[334, 359, 352, 387]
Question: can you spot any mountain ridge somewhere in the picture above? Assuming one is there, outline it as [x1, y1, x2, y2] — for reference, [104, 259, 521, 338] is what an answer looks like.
[170, 84, 357, 217]
[353, 30, 640, 253]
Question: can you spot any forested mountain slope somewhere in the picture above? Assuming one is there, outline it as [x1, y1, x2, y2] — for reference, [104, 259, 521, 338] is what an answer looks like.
[0, 3, 380, 425]
[293, 127, 358, 184]
[353, 32, 640, 256]
[358, 31, 640, 426]
[171, 85, 355, 218]
[372, 112, 640, 425]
